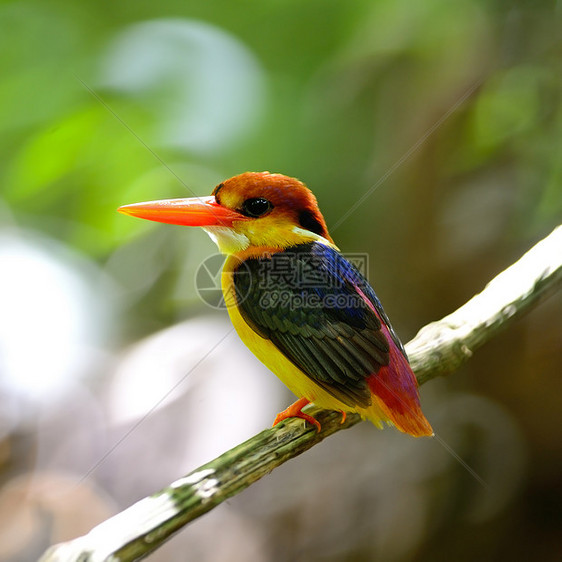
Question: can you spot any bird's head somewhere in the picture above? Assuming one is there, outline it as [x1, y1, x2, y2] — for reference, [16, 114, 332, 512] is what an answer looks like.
[118, 172, 334, 254]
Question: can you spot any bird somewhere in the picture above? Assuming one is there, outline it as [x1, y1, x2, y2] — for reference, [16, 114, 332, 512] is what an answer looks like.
[118, 172, 433, 437]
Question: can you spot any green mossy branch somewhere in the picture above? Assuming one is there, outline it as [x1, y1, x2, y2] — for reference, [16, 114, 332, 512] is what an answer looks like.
[41, 225, 562, 562]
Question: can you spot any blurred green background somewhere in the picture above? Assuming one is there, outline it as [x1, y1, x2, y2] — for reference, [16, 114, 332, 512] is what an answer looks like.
[0, 1, 561, 560]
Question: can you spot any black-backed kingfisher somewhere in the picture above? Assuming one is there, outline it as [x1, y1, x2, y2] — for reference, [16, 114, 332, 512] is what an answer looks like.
[118, 172, 433, 437]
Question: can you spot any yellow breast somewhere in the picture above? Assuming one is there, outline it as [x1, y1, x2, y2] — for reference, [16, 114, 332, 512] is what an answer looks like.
[221, 255, 321, 400]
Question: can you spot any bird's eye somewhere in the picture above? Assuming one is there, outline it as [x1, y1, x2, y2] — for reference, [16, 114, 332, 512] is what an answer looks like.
[242, 197, 273, 218]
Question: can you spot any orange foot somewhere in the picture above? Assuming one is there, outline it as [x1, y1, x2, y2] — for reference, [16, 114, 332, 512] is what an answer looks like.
[273, 397, 321, 433]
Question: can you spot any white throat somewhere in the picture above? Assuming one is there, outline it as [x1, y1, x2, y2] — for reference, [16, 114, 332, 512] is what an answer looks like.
[203, 226, 250, 254]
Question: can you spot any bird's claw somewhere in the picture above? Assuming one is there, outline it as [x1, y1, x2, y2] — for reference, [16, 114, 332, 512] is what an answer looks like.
[273, 398, 321, 432]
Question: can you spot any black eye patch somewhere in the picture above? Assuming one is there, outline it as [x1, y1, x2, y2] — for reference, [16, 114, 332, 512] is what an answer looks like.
[298, 210, 326, 236]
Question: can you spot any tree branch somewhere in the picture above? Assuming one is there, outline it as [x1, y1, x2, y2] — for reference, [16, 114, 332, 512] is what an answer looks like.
[40, 225, 562, 562]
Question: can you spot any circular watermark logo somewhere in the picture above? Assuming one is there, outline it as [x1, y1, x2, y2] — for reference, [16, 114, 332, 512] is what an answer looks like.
[194, 254, 251, 309]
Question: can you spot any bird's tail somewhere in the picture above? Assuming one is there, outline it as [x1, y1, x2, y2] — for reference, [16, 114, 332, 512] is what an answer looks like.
[365, 339, 433, 437]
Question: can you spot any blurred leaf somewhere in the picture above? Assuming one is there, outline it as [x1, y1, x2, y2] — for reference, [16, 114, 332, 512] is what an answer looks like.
[471, 66, 545, 155]
[6, 105, 102, 201]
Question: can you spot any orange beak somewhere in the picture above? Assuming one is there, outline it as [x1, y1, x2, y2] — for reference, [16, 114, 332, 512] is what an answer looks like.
[117, 196, 246, 227]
